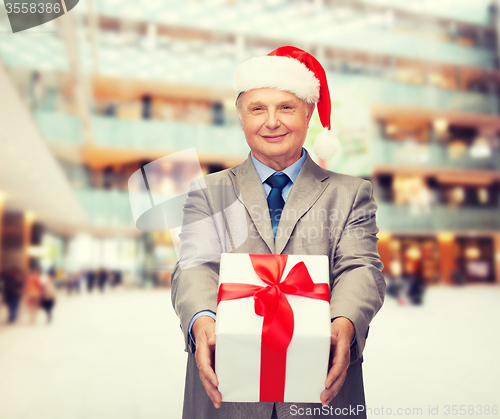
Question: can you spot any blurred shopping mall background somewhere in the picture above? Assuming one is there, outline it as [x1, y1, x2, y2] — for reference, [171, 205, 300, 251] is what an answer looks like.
[1, 0, 500, 417]
[1, 0, 500, 289]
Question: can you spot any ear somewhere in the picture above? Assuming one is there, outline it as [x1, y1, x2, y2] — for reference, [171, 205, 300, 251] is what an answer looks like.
[237, 109, 244, 129]
[306, 103, 315, 124]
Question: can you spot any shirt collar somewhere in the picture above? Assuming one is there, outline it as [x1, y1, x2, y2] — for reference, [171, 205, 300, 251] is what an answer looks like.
[250, 148, 306, 184]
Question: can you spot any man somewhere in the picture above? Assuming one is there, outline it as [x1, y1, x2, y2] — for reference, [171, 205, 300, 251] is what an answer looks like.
[171, 46, 385, 419]
[1, 266, 25, 324]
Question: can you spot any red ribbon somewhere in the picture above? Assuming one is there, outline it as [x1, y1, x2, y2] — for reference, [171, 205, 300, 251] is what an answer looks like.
[217, 254, 330, 402]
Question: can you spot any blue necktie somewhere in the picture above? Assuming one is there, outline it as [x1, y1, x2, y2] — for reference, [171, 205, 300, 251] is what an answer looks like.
[265, 173, 290, 237]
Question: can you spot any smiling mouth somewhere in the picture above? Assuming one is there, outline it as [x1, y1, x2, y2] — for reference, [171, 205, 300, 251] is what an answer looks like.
[262, 134, 288, 140]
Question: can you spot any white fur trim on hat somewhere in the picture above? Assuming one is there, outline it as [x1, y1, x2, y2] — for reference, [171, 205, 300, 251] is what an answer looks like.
[233, 56, 320, 103]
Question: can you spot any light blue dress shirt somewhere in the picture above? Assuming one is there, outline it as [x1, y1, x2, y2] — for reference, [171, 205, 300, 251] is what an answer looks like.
[250, 148, 307, 200]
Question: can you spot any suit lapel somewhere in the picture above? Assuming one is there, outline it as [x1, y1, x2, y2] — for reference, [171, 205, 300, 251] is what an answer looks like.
[230, 155, 275, 253]
[229, 152, 330, 255]
[275, 153, 330, 255]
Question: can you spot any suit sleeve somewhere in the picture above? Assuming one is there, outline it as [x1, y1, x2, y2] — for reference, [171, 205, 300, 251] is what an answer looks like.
[329, 179, 386, 357]
[170, 178, 222, 353]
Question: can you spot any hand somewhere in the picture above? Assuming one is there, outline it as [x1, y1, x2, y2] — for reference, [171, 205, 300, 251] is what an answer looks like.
[320, 317, 355, 406]
[192, 316, 221, 408]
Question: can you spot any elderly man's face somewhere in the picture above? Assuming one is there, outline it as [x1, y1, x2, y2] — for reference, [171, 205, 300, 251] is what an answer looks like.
[238, 88, 314, 170]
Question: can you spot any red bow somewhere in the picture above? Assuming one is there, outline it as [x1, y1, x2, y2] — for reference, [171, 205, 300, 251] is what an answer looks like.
[217, 254, 330, 402]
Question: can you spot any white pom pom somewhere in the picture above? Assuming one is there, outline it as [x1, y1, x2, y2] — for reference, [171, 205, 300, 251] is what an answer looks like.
[313, 128, 341, 161]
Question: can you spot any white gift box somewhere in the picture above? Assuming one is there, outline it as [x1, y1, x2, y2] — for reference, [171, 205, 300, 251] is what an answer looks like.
[215, 253, 331, 403]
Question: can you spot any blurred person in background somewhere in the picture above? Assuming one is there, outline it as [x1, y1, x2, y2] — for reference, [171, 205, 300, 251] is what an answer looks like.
[85, 270, 96, 293]
[111, 270, 123, 288]
[28, 71, 45, 110]
[451, 267, 466, 286]
[385, 260, 405, 303]
[98, 268, 108, 293]
[40, 271, 57, 324]
[406, 262, 425, 306]
[54, 266, 67, 288]
[24, 266, 43, 324]
[403, 257, 426, 305]
[66, 271, 82, 295]
[1, 267, 25, 324]
[171, 46, 385, 419]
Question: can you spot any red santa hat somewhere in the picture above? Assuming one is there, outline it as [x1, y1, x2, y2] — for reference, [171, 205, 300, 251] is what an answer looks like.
[233, 46, 340, 161]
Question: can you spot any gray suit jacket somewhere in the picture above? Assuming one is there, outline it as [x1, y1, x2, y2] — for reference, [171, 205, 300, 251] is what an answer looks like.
[171, 151, 385, 419]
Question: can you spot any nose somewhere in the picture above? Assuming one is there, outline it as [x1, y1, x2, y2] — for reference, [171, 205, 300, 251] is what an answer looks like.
[265, 108, 281, 129]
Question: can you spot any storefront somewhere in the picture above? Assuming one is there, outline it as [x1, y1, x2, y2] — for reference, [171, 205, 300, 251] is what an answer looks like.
[379, 232, 499, 285]
[455, 236, 495, 283]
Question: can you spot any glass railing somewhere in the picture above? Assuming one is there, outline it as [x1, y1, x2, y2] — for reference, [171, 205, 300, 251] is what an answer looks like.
[331, 75, 498, 115]
[372, 138, 500, 170]
[376, 202, 500, 231]
[325, 33, 493, 69]
[33, 111, 249, 157]
[92, 116, 248, 156]
[76, 189, 135, 227]
[354, 0, 492, 26]
[33, 111, 83, 144]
